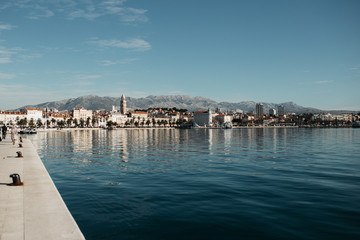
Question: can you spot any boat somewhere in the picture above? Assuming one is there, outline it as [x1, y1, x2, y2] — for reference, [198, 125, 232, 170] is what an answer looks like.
[223, 122, 233, 129]
[352, 121, 360, 128]
[19, 128, 37, 134]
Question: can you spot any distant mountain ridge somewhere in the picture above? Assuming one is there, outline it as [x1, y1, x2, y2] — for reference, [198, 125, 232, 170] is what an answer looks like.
[16, 94, 334, 114]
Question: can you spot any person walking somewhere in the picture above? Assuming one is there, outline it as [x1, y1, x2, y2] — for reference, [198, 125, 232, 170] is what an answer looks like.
[2, 125, 7, 139]
[11, 125, 18, 145]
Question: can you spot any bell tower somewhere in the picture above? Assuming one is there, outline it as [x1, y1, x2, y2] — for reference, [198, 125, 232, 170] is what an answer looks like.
[120, 94, 127, 114]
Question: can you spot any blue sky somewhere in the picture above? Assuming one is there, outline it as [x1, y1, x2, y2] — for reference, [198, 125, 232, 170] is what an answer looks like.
[0, 0, 359, 111]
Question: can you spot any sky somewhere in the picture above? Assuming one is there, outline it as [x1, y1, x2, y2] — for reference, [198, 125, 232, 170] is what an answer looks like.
[0, 0, 359, 111]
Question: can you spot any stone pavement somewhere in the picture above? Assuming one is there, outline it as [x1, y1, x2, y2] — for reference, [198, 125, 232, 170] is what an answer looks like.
[0, 138, 85, 240]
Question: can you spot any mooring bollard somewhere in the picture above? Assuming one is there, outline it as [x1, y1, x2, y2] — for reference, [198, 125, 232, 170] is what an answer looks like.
[16, 151, 23, 158]
[19, 143, 23, 148]
[8, 173, 24, 186]
[20, 136, 23, 143]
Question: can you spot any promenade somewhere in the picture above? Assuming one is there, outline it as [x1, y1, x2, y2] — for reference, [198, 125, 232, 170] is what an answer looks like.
[0, 137, 84, 240]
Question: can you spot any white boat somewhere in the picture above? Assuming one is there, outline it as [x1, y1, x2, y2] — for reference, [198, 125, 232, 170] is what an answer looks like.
[20, 128, 37, 134]
[223, 122, 233, 129]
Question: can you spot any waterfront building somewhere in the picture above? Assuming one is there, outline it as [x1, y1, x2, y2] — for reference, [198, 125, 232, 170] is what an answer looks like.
[215, 114, 233, 125]
[93, 112, 108, 127]
[25, 108, 43, 122]
[72, 107, 93, 121]
[311, 113, 353, 122]
[109, 113, 128, 126]
[120, 94, 127, 114]
[0, 111, 27, 125]
[110, 105, 119, 113]
[168, 112, 180, 122]
[255, 103, 264, 118]
[278, 105, 285, 115]
[129, 111, 149, 119]
[194, 108, 213, 127]
[269, 108, 277, 116]
[46, 112, 71, 126]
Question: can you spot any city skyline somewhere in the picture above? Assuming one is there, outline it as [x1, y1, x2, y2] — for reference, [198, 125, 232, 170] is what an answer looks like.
[0, 0, 359, 111]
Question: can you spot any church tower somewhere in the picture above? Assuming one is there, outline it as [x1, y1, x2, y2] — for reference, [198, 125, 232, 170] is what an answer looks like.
[120, 94, 127, 114]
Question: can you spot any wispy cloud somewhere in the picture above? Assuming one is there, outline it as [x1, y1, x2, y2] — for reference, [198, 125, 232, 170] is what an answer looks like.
[168, 90, 184, 95]
[0, 57, 11, 63]
[0, 72, 15, 79]
[0, 23, 15, 31]
[99, 58, 138, 66]
[27, 8, 55, 20]
[314, 80, 334, 85]
[68, 0, 148, 23]
[349, 65, 360, 71]
[75, 74, 102, 80]
[298, 80, 334, 86]
[75, 80, 95, 86]
[19, 53, 42, 60]
[1, 0, 148, 24]
[0, 46, 39, 64]
[90, 38, 151, 51]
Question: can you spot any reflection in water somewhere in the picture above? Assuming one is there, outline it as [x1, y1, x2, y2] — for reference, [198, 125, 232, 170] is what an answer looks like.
[27, 128, 360, 240]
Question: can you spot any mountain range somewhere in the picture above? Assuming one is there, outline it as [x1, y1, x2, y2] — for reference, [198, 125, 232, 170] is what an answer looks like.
[14, 95, 333, 114]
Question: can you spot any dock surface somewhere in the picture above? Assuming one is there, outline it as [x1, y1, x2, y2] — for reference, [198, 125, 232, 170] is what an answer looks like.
[0, 138, 85, 240]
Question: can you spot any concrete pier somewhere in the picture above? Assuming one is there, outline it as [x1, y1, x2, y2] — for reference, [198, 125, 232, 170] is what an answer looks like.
[0, 138, 85, 240]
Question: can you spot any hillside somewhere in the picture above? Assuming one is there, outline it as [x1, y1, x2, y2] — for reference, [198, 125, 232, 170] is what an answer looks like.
[18, 95, 323, 114]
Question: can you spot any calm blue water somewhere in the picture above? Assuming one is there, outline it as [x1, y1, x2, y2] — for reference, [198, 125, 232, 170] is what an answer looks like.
[28, 128, 360, 240]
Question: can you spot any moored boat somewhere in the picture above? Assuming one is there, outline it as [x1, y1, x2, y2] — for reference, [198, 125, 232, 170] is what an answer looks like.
[352, 121, 360, 128]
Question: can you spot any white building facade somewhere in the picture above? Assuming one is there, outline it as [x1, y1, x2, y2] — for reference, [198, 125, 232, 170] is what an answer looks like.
[0, 111, 27, 125]
[25, 108, 43, 122]
[72, 107, 93, 120]
[194, 109, 213, 127]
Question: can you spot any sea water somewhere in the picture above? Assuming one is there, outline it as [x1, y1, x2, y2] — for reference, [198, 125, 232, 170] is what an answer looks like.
[28, 128, 360, 240]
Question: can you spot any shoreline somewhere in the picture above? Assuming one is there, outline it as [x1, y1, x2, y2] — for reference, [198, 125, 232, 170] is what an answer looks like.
[31, 125, 358, 132]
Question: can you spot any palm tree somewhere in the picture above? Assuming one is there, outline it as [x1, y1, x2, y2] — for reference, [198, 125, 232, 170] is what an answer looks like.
[29, 118, 35, 128]
[107, 121, 114, 128]
[51, 118, 56, 127]
[18, 118, 27, 128]
[86, 117, 91, 127]
[91, 117, 96, 127]
[36, 119, 43, 128]
[58, 120, 65, 128]
[67, 118, 73, 128]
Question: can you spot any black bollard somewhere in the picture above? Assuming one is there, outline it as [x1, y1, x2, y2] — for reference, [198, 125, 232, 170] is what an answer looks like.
[20, 136, 23, 143]
[16, 151, 23, 158]
[19, 143, 23, 148]
[8, 173, 24, 186]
